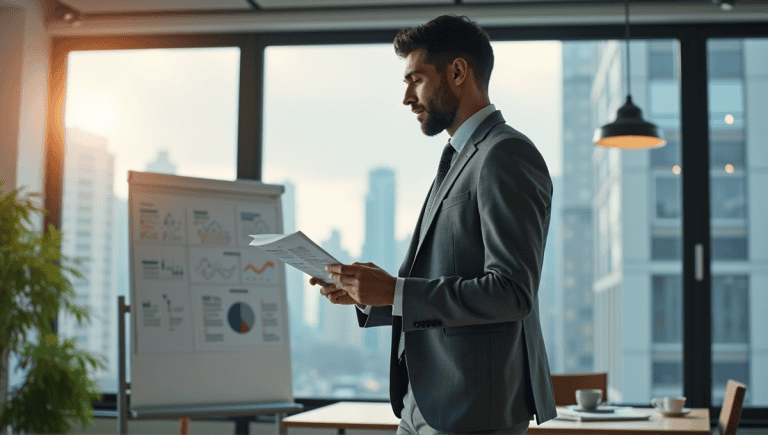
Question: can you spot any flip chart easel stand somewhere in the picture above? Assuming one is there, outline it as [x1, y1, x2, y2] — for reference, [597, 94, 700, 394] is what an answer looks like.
[117, 296, 303, 435]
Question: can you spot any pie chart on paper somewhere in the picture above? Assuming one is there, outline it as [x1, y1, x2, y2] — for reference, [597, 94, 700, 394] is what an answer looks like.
[227, 302, 255, 334]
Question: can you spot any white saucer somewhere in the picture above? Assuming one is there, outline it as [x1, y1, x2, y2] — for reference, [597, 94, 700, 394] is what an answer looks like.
[658, 408, 692, 417]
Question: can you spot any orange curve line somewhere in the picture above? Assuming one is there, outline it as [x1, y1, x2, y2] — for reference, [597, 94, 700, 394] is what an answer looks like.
[244, 261, 275, 274]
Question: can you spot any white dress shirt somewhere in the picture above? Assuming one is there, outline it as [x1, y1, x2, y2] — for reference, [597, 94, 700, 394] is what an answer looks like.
[356, 104, 497, 316]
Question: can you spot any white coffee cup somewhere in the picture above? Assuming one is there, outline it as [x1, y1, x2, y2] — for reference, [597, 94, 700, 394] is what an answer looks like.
[576, 389, 602, 410]
[652, 396, 686, 413]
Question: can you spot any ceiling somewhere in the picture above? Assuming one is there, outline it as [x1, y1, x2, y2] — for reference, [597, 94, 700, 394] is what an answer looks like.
[53, 0, 765, 15]
[47, 0, 768, 36]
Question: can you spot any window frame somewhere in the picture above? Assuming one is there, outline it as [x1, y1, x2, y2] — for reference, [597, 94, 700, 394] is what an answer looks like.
[46, 22, 768, 426]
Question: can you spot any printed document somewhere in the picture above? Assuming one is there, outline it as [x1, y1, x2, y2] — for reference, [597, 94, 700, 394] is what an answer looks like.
[249, 231, 342, 285]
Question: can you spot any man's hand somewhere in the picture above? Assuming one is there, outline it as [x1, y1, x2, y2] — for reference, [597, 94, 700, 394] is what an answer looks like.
[308, 261, 396, 307]
[308, 276, 359, 306]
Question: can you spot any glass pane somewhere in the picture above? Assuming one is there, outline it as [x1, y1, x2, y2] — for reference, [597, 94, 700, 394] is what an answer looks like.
[708, 37, 766, 406]
[17, 48, 241, 393]
[263, 38, 681, 404]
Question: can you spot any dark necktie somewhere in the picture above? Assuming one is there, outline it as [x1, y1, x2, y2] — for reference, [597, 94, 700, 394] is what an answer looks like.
[419, 141, 456, 246]
[400, 140, 455, 360]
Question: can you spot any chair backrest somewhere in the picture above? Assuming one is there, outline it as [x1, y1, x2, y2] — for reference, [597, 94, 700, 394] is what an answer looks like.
[718, 379, 747, 435]
[550, 372, 608, 406]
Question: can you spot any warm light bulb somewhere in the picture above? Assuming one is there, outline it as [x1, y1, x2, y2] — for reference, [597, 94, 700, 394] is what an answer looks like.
[673, 165, 682, 175]
[725, 114, 734, 124]
[594, 135, 666, 149]
[725, 164, 735, 173]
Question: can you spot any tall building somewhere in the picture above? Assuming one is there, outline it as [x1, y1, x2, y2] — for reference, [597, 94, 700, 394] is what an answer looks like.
[319, 230, 362, 347]
[591, 39, 663, 404]
[360, 167, 397, 354]
[280, 181, 312, 346]
[704, 39, 765, 405]
[145, 149, 177, 174]
[361, 168, 397, 275]
[590, 39, 766, 405]
[557, 42, 598, 375]
[59, 127, 117, 391]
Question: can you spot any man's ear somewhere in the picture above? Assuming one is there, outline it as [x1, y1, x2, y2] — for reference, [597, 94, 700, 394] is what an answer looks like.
[451, 58, 468, 85]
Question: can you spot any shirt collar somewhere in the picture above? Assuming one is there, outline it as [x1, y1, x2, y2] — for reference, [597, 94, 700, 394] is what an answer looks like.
[449, 104, 496, 155]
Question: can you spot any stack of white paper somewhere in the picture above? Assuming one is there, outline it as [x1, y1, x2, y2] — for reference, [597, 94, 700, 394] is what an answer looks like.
[555, 406, 653, 422]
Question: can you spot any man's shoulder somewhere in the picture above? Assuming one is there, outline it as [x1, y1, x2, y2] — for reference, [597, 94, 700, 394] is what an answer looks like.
[477, 123, 547, 168]
[484, 122, 535, 148]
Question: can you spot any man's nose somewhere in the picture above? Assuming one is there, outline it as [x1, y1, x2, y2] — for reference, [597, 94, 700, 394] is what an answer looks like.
[403, 89, 415, 106]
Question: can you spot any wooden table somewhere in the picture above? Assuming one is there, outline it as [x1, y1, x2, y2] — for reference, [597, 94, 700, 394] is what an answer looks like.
[282, 402, 710, 435]
[529, 408, 711, 435]
[282, 402, 399, 434]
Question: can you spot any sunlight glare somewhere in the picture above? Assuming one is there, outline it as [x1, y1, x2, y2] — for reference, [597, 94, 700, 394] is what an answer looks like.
[64, 91, 119, 138]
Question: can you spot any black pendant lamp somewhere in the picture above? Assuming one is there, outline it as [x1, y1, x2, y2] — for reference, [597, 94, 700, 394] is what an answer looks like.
[593, 0, 666, 149]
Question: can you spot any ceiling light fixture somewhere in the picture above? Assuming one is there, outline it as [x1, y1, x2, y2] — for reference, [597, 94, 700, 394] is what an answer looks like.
[713, 0, 735, 11]
[593, 0, 666, 149]
[60, 8, 82, 27]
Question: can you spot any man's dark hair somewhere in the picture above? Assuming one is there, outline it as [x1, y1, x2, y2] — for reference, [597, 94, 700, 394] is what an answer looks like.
[394, 15, 494, 91]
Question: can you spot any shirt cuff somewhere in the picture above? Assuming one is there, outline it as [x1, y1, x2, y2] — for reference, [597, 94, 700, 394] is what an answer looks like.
[355, 304, 373, 315]
[392, 277, 404, 317]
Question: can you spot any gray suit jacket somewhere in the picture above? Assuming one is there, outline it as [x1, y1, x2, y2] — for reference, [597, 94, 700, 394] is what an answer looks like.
[355, 110, 557, 432]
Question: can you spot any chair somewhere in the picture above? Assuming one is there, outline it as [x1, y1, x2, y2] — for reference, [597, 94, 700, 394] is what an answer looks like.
[550, 372, 608, 406]
[179, 416, 190, 435]
[717, 379, 747, 435]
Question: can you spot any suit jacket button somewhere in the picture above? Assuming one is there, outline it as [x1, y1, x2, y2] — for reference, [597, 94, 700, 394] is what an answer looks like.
[413, 321, 420, 328]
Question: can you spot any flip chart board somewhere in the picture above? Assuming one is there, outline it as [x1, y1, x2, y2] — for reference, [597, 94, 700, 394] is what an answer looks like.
[128, 171, 292, 407]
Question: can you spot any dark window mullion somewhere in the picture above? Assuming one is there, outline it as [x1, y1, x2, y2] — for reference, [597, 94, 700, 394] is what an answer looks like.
[237, 35, 264, 181]
[679, 25, 713, 409]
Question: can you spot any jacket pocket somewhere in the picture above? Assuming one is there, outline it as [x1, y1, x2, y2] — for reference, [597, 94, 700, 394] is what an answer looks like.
[440, 191, 471, 212]
[442, 322, 507, 336]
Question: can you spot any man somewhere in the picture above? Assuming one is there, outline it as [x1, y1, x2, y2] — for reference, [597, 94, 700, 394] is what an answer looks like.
[310, 15, 557, 434]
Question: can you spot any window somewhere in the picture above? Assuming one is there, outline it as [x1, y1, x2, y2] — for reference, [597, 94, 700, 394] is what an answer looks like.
[711, 177, 747, 219]
[649, 82, 680, 117]
[652, 236, 681, 260]
[712, 275, 749, 344]
[712, 236, 748, 261]
[655, 178, 681, 219]
[52, 47, 241, 393]
[709, 81, 743, 127]
[262, 39, 681, 404]
[649, 51, 675, 79]
[653, 362, 682, 388]
[653, 275, 682, 343]
[708, 38, 765, 406]
[708, 40, 744, 78]
[650, 131, 680, 168]
[711, 136, 745, 169]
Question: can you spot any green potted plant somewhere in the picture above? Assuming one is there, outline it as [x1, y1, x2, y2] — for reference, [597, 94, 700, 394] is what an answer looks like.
[0, 180, 106, 433]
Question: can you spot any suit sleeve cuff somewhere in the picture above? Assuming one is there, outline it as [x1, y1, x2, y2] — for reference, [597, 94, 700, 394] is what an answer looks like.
[392, 277, 404, 317]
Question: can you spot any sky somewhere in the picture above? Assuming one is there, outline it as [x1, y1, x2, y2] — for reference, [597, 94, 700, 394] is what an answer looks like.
[263, 42, 562, 258]
[63, 41, 562, 259]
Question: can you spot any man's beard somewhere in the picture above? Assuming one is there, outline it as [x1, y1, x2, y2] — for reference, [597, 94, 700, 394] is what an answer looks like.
[420, 77, 459, 136]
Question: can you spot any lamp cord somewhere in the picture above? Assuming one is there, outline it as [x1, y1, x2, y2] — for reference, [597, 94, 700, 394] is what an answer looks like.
[625, 0, 631, 96]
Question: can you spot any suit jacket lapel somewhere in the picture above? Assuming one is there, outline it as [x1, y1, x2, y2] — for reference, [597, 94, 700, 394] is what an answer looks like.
[407, 110, 507, 275]
[398, 186, 430, 278]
